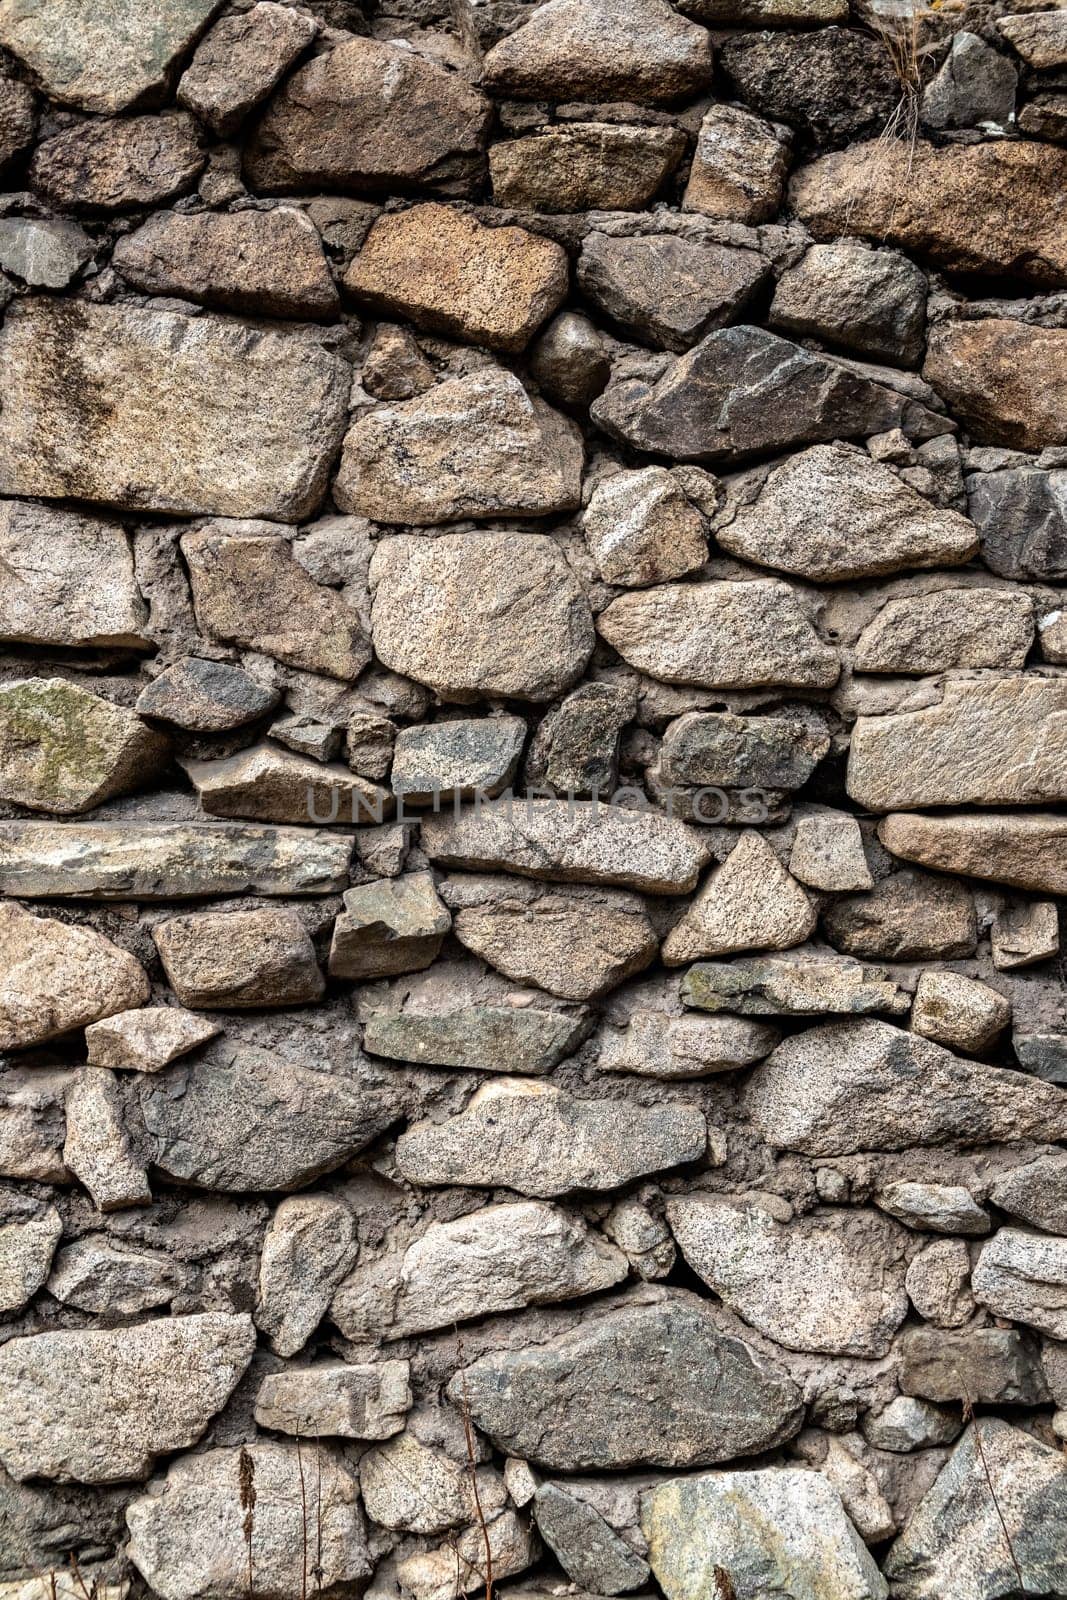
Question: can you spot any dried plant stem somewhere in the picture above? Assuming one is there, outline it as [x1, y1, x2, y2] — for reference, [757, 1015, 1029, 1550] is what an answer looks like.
[962, 1396, 1025, 1594]
[239, 1445, 257, 1600]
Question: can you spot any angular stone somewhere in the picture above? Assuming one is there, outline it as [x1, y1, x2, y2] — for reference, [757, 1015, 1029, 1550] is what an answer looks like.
[136, 659, 279, 733]
[864, 1397, 962, 1454]
[421, 800, 710, 894]
[770, 241, 927, 367]
[669, 1197, 909, 1357]
[745, 1018, 1067, 1156]
[905, 1238, 977, 1330]
[392, 718, 526, 805]
[126, 1441, 370, 1599]
[359, 1432, 506, 1535]
[254, 1360, 411, 1441]
[900, 1327, 1048, 1405]
[535, 1484, 649, 1595]
[0, 63, 35, 172]
[879, 811, 1067, 895]
[604, 1196, 675, 1279]
[85, 1007, 219, 1073]
[680, 0, 846, 19]
[0, 679, 168, 817]
[823, 869, 976, 962]
[877, 1180, 990, 1235]
[789, 812, 872, 892]
[723, 26, 899, 147]
[855, 588, 1034, 674]
[925, 320, 1067, 451]
[1019, 92, 1067, 141]
[178, 2, 320, 135]
[1016, 1031, 1067, 1085]
[993, 901, 1060, 971]
[256, 1193, 357, 1357]
[599, 1010, 779, 1077]
[483, 0, 713, 104]
[245, 36, 490, 195]
[598, 579, 838, 688]
[339, 369, 582, 525]
[360, 323, 435, 402]
[63, 1066, 151, 1213]
[397, 1510, 535, 1600]
[183, 745, 388, 828]
[0, 301, 350, 521]
[682, 954, 908, 1018]
[643, 1469, 887, 1600]
[525, 683, 634, 798]
[345, 711, 396, 781]
[0, 1313, 255, 1483]
[333, 1200, 627, 1339]
[791, 138, 1067, 287]
[719, 445, 977, 581]
[153, 907, 324, 1009]
[662, 710, 829, 796]
[0, 903, 150, 1051]
[0, 501, 148, 651]
[847, 676, 1067, 811]
[992, 1155, 1067, 1237]
[491, 122, 684, 212]
[922, 30, 1017, 130]
[577, 233, 769, 353]
[180, 526, 368, 676]
[345, 204, 567, 354]
[361, 995, 589, 1074]
[0, 1063, 71, 1184]
[912, 971, 1010, 1054]
[47, 1237, 184, 1317]
[0, 0, 220, 114]
[29, 114, 204, 213]
[113, 207, 338, 319]
[397, 1079, 706, 1197]
[662, 831, 815, 965]
[967, 467, 1067, 581]
[449, 1291, 803, 1469]
[329, 874, 451, 981]
[682, 103, 790, 222]
[0, 1208, 61, 1315]
[582, 466, 710, 587]
[884, 1420, 1067, 1600]
[998, 9, 1067, 68]
[0, 216, 93, 290]
[972, 1228, 1067, 1338]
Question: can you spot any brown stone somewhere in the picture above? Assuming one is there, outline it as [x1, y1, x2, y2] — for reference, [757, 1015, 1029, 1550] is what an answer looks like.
[683, 104, 791, 223]
[924, 320, 1067, 451]
[29, 114, 204, 214]
[879, 812, 1067, 896]
[178, 3, 320, 136]
[153, 909, 324, 1009]
[0, 903, 150, 1052]
[489, 123, 684, 212]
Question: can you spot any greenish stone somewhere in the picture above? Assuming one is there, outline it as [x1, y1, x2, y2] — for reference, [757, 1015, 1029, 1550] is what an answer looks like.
[680, 956, 909, 1017]
[0, 678, 169, 815]
[361, 1004, 592, 1073]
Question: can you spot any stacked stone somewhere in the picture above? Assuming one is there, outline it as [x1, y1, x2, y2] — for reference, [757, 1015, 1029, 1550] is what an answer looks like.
[0, 0, 1066, 1596]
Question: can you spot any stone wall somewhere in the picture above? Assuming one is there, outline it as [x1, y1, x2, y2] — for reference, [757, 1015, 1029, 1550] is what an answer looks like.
[0, 0, 1066, 1595]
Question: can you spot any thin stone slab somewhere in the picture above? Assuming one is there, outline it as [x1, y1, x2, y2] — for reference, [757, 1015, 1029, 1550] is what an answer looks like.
[29, 115, 205, 214]
[361, 1000, 590, 1074]
[879, 811, 1067, 895]
[854, 588, 1034, 674]
[85, 1007, 220, 1072]
[681, 955, 909, 1017]
[183, 745, 390, 827]
[598, 1010, 779, 1077]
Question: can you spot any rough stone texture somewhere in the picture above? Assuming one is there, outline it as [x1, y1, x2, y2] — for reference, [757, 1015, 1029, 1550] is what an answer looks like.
[854, 589, 1034, 674]
[535, 1482, 649, 1594]
[0, 902, 150, 1051]
[63, 1066, 152, 1213]
[0, 64, 35, 172]
[582, 466, 710, 586]
[682, 103, 791, 223]
[599, 1010, 779, 1077]
[577, 232, 769, 352]
[911, 971, 1010, 1054]
[789, 813, 872, 892]
[972, 1228, 1067, 1338]
[823, 870, 977, 962]
[490, 123, 684, 212]
[256, 1194, 357, 1357]
[998, 9, 1067, 68]
[153, 907, 324, 1008]
[329, 874, 451, 980]
[770, 241, 927, 367]
[662, 831, 815, 964]
[392, 718, 526, 804]
[136, 658, 279, 732]
[993, 900, 1061, 971]
[0, 1208, 61, 1315]
[178, 3, 320, 136]
[358, 1431, 505, 1533]
[877, 1180, 990, 1236]
[901, 1326, 1047, 1405]
[254, 1360, 410, 1440]
[924, 320, 1067, 450]
[682, 955, 908, 1018]
[183, 744, 389, 827]
[0, 678, 168, 815]
[966, 467, 1067, 581]
[0, 502, 149, 650]
[721, 26, 899, 148]
[29, 115, 204, 213]
[922, 30, 1017, 131]
[878, 811, 1067, 896]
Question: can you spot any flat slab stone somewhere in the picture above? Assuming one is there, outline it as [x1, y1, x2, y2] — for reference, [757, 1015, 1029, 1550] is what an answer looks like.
[0, 299, 350, 521]
[0, 678, 169, 815]
[879, 810, 1067, 895]
[599, 1009, 779, 1077]
[0, 902, 150, 1052]
[854, 588, 1035, 674]
[85, 1006, 220, 1072]
[681, 955, 909, 1017]
[361, 994, 590, 1074]
[183, 744, 390, 827]
[0, 501, 150, 650]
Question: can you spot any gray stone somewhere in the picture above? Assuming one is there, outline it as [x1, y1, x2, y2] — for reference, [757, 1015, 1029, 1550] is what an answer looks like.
[0, 1208, 61, 1315]
[391, 718, 526, 805]
[183, 745, 389, 827]
[490, 122, 684, 212]
[0, 64, 35, 172]
[879, 810, 1067, 896]
[1015, 1031, 1067, 1085]
[661, 830, 816, 965]
[0, 902, 150, 1051]
[577, 232, 769, 353]
[876, 1179, 991, 1235]
[0, 1064, 71, 1184]
[900, 1328, 1048, 1406]
[337, 368, 582, 525]
[680, 0, 846, 19]
[46, 1237, 183, 1317]
[0, 678, 169, 815]
[682, 955, 908, 1018]
[854, 588, 1035, 674]
[770, 241, 927, 367]
[682, 103, 791, 223]
[0, 501, 149, 651]
[966, 468, 1067, 580]
[992, 900, 1060, 971]
[361, 994, 589, 1074]
[136, 658, 279, 733]
[85, 1006, 220, 1073]
[789, 812, 872, 892]
[63, 1067, 151, 1214]
[990, 1153, 1067, 1233]
[345, 711, 396, 781]
[396, 1079, 706, 1197]
[598, 1009, 779, 1077]
[659, 711, 829, 792]
[530, 310, 611, 408]
[525, 684, 634, 798]
[449, 1291, 803, 1469]
[396, 1510, 534, 1600]
[359, 1431, 506, 1535]
[0, 1314, 255, 1484]
[535, 1484, 649, 1595]
[904, 1238, 977, 1330]
[823, 870, 977, 961]
[911, 971, 1010, 1054]
[256, 1194, 357, 1357]
[582, 466, 710, 587]
[0, 217, 92, 290]
[922, 31, 1017, 131]
[30, 114, 204, 213]
[972, 1228, 1067, 1338]
[178, 2, 320, 135]
[328, 874, 451, 981]
[747, 1018, 1067, 1155]
[998, 9, 1067, 68]
[254, 1360, 410, 1440]
[862, 1398, 962, 1454]
[153, 907, 324, 1009]
[605, 1197, 675, 1278]
[0, 300, 350, 521]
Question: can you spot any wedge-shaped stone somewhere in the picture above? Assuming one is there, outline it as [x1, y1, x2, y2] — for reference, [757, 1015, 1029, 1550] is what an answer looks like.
[153, 908, 324, 1009]
[582, 465, 710, 587]
[855, 588, 1034, 674]
[924, 319, 1067, 452]
[972, 1228, 1067, 1338]
[0, 903, 149, 1056]
[361, 988, 590, 1074]
[256, 1194, 357, 1357]
[345, 204, 567, 354]
[30, 115, 204, 212]
[990, 1154, 1067, 1234]
[397, 1079, 706, 1197]
[879, 811, 1067, 895]
[47, 1236, 184, 1317]
[598, 580, 838, 689]
[0, 301, 350, 521]
[254, 1360, 410, 1440]
[482, 0, 713, 104]
[577, 232, 769, 353]
[448, 1291, 803, 1469]
[85, 1007, 218, 1073]
[788, 811, 872, 891]
[682, 955, 908, 1017]
[718, 444, 977, 581]
[0, 679, 168, 816]
[490, 122, 684, 212]
[660, 711, 829, 790]
[392, 718, 526, 805]
[599, 1010, 779, 1077]
[0, 502, 149, 650]
[0, 1313, 255, 1484]
[745, 1018, 1067, 1156]
[847, 676, 1067, 810]
[63, 1065, 151, 1213]
[136, 658, 279, 732]
[536, 1483, 650, 1595]
[183, 745, 389, 827]
[337, 369, 582, 524]
[245, 35, 490, 195]
[332, 1200, 627, 1338]
[668, 1197, 909, 1357]
[662, 831, 815, 965]
[178, 2, 320, 134]
[329, 873, 451, 981]
[0, 821, 351, 899]
[420, 800, 710, 894]
[0, 1207, 61, 1315]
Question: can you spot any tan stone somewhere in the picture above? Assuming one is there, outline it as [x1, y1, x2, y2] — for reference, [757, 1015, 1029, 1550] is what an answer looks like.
[490, 123, 684, 212]
[789, 812, 872, 892]
[0, 903, 149, 1051]
[0, 501, 149, 650]
[879, 811, 1067, 896]
[662, 831, 815, 965]
[924, 320, 1067, 451]
[912, 971, 1010, 1054]
[178, 3, 321, 136]
[63, 1067, 152, 1213]
[683, 103, 790, 223]
[85, 1007, 221, 1072]
[182, 744, 391, 827]
[582, 466, 709, 586]
[992, 901, 1060, 971]
[153, 908, 324, 1009]
[29, 115, 204, 213]
[854, 588, 1034, 674]
[0, 678, 169, 815]
[997, 11, 1067, 69]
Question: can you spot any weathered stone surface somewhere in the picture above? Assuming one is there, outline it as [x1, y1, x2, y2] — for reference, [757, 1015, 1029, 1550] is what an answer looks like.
[359, 1431, 506, 1534]
[47, 1237, 184, 1317]
[254, 1358, 409, 1441]
[680, 0, 845, 19]
[879, 811, 1067, 895]
[682, 103, 790, 223]
[392, 718, 526, 805]
[245, 35, 490, 194]
[256, 1193, 357, 1356]
[0, 501, 148, 651]
[0, 301, 350, 521]
[183, 745, 388, 827]
[0, 1063, 70, 1183]
[922, 30, 1017, 130]
[884, 1420, 1067, 1600]
[450, 1291, 802, 1469]
[863, 1397, 962, 1454]
[662, 831, 815, 965]
[491, 123, 684, 212]
[847, 676, 1067, 811]
[421, 800, 710, 894]
[29, 114, 203, 213]
[599, 1009, 779, 1077]
[0, 821, 352, 899]
[998, 9, 1067, 67]
[719, 445, 976, 581]
[966, 467, 1067, 581]
[925, 320, 1067, 451]
[877, 1180, 990, 1236]
[397, 1079, 706, 1196]
[598, 579, 838, 688]
[824, 869, 976, 962]
[535, 1482, 649, 1595]
[126, 1441, 370, 1599]
[682, 955, 908, 1018]
[0, 64, 35, 172]
[0, 903, 149, 1051]
[905, 1238, 978, 1329]
[643, 1469, 887, 1600]
[900, 1327, 1048, 1405]
[337, 369, 583, 524]
[577, 232, 769, 353]
[855, 588, 1034, 674]
[582, 466, 710, 587]
[1016, 1031, 1067, 1085]
[361, 987, 589, 1074]
[0, 1208, 61, 1315]
[136, 659, 278, 732]
[64, 1066, 151, 1213]
[745, 1018, 1067, 1156]
[0, 679, 168, 816]
[990, 1153, 1067, 1234]
[791, 138, 1067, 287]
[726, 23, 900, 144]
[483, 0, 713, 104]
[178, 2, 320, 135]
[671, 1197, 909, 1356]
[0, 1314, 255, 1483]
[770, 241, 927, 367]
[345, 204, 567, 353]
[993, 901, 1060, 972]
[181, 525, 369, 677]
[397, 1510, 535, 1600]
[329, 874, 451, 980]
[972, 1228, 1067, 1338]
[526, 683, 634, 798]
[153, 908, 323, 1009]
[85, 1007, 218, 1073]
[332, 1200, 627, 1338]
[912, 971, 1010, 1054]
[114, 207, 338, 319]
[789, 812, 872, 892]
[0, 216, 92, 290]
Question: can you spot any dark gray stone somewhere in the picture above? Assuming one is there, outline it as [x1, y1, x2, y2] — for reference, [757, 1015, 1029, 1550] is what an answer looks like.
[922, 31, 1017, 131]
[966, 468, 1067, 580]
[577, 233, 770, 353]
[136, 658, 280, 732]
[899, 1327, 1049, 1404]
[721, 27, 899, 148]
[823, 869, 977, 961]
